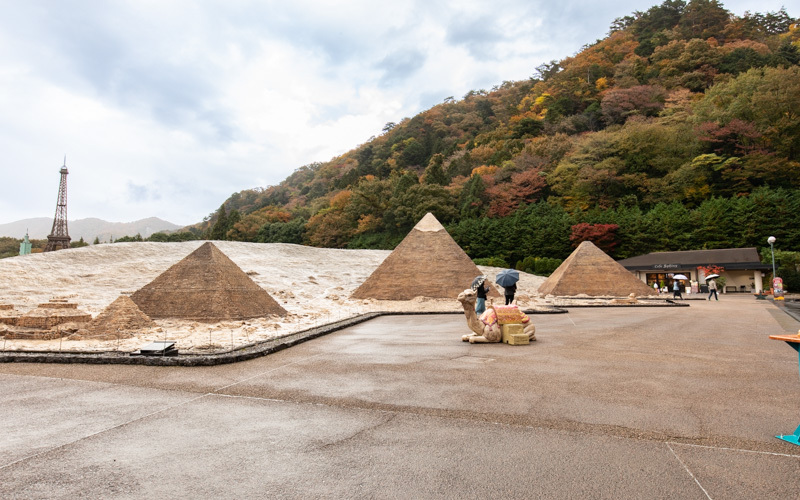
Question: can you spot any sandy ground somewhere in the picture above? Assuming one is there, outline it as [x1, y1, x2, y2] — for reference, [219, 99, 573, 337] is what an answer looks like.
[0, 241, 547, 353]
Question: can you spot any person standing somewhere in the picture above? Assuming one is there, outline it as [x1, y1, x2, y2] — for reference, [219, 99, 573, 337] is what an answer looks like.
[673, 280, 683, 300]
[653, 282, 659, 294]
[707, 279, 718, 301]
[475, 279, 489, 314]
[504, 282, 516, 305]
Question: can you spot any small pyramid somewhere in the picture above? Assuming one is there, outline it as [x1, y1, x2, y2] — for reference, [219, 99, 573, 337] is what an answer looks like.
[87, 295, 155, 333]
[537, 241, 658, 297]
[352, 213, 498, 300]
[131, 242, 287, 321]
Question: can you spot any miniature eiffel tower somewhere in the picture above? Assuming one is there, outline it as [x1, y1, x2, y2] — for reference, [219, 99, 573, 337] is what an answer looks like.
[44, 157, 71, 252]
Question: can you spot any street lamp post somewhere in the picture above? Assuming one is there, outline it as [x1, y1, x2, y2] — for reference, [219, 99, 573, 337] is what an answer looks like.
[768, 236, 776, 279]
[768, 236, 784, 299]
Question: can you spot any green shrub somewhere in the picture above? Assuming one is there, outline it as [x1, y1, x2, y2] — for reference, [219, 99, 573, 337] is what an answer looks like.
[516, 256, 562, 276]
[473, 256, 510, 268]
[347, 232, 403, 250]
[147, 231, 200, 242]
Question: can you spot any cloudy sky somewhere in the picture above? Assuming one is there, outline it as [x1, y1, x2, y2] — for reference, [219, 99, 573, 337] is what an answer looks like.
[0, 0, 791, 226]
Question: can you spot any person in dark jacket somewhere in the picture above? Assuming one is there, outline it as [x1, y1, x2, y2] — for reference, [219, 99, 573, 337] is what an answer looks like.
[475, 279, 490, 314]
[504, 283, 516, 305]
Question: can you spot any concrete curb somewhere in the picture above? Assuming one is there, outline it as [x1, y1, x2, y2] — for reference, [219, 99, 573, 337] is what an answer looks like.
[555, 302, 690, 308]
[773, 299, 800, 324]
[0, 305, 619, 366]
[0, 313, 380, 366]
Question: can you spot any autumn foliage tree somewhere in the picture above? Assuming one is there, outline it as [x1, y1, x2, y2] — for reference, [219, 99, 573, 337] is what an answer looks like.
[697, 264, 725, 277]
[487, 168, 547, 217]
[305, 191, 357, 248]
[227, 205, 291, 241]
[601, 85, 667, 124]
[569, 223, 621, 255]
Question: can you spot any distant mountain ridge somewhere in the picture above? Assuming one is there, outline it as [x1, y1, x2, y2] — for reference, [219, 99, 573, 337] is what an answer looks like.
[0, 217, 183, 242]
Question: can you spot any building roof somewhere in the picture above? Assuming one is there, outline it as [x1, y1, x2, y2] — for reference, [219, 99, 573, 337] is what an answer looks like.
[538, 241, 657, 297]
[351, 213, 499, 300]
[617, 247, 770, 271]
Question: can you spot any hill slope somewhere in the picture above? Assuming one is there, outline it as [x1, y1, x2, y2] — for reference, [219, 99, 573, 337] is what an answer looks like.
[196, 2, 799, 261]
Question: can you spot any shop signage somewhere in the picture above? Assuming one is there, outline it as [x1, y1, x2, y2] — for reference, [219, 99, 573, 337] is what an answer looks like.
[773, 277, 784, 299]
[653, 264, 679, 269]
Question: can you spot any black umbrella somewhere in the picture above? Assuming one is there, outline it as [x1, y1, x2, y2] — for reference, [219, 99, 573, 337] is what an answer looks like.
[495, 269, 520, 288]
[471, 275, 486, 291]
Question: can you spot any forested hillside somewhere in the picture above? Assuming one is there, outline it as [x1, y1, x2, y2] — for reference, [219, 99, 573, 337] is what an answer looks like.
[187, 0, 798, 269]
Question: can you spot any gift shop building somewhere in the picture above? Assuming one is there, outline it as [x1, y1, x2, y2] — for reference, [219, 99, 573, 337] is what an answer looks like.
[617, 248, 771, 294]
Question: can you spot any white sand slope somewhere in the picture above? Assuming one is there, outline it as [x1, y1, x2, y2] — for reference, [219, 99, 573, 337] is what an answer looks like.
[0, 241, 545, 353]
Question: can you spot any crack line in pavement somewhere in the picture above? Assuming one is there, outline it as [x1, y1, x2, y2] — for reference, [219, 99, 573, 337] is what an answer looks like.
[667, 441, 800, 458]
[667, 442, 713, 500]
[0, 392, 211, 471]
[212, 352, 328, 392]
[314, 413, 399, 451]
[198, 392, 797, 460]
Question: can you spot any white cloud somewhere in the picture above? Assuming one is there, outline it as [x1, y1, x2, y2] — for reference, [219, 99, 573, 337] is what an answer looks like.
[0, 0, 793, 226]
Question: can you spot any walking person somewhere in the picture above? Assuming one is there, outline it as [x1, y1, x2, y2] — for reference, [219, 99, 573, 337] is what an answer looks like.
[707, 278, 719, 301]
[504, 282, 516, 305]
[673, 280, 683, 300]
[475, 278, 490, 314]
[495, 268, 520, 307]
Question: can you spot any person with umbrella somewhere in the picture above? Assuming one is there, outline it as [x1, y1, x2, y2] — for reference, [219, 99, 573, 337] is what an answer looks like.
[672, 274, 687, 300]
[706, 273, 720, 301]
[471, 275, 491, 314]
[496, 269, 519, 305]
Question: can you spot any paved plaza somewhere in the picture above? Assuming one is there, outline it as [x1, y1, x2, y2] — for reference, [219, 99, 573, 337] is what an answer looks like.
[1, 295, 800, 498]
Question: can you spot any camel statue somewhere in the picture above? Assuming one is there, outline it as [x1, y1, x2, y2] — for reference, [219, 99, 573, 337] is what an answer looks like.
[457, 288, 536, 343]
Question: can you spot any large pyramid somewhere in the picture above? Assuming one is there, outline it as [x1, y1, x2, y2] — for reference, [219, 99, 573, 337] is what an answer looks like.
[351, 213, 498, 300]
[537, 241, 658, 297]
[130, 242, 287, 321]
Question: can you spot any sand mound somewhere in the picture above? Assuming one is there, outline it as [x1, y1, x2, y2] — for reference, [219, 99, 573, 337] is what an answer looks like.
[72, 295, 155, 340]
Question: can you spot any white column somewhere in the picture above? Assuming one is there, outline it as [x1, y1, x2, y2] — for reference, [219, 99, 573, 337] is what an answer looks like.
[754, 270, 763, 293]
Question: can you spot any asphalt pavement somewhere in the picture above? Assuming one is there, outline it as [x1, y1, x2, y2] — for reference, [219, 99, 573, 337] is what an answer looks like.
[1, 294, 799, 499]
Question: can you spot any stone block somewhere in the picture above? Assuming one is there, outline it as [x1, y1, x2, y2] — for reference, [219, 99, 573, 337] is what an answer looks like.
[39, 302, 78, 309]
[502, 323, 524, 344]
[507, 333, 529, 345]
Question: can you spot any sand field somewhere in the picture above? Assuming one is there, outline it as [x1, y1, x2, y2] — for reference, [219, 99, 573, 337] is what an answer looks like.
[0, 241, 547, 353]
